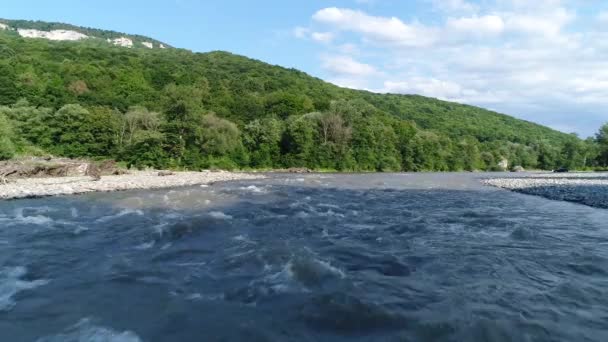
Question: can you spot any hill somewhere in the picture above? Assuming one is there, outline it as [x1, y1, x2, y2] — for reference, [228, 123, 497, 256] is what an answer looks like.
[0, 18, 170, 49]
[0, 20, 591, 171]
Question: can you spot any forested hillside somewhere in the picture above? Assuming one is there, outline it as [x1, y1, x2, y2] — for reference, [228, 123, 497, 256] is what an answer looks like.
[0, 22, 597, 171]
[0, 18, 170, 48]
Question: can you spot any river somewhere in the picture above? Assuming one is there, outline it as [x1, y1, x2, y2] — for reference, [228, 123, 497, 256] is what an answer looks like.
[1, 173, 607, 341]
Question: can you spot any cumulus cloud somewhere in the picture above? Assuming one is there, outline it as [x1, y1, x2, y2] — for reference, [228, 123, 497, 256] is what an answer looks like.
[294, 1, 608, 136]
[321, 54, 378, 77]
[313, 7, 439, 47]
[446, 15, 505, 38]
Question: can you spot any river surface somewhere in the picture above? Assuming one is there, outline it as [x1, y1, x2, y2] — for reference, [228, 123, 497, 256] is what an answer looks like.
[1, 173, 608, 341]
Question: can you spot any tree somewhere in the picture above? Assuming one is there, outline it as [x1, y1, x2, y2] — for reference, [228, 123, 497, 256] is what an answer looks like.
[121, 106, 162, 147]
[0, 113, 15, 160]
[49, 104, 120, 157]
[265, 91, 314, 119]
[281, 115, 317, 167]
[161, 84, 207, 163]
[243, 117, 283, 168]
[122, 131, 168, 169]
[198, 113, 242, 156]
[453, 137, 483, 171]
[596, 124, 608, 167]
[0, 63, 19, 105]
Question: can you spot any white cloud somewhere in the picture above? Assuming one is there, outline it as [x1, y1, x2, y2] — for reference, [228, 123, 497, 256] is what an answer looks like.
[295, 1, 608, 136]
[446, 15, 505, 37]
[321, 54, 378, 77]
[313, 7, 438, 47]
[293, 26, 309, 39]
[503, 8, 573, 39]
[383, 78, 464, 100]
[311, 32, 335, 43]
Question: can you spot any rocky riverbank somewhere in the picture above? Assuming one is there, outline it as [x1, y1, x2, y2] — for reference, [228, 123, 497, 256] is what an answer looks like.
[484, 173, 608, 209]
[0, 170, 264, 200]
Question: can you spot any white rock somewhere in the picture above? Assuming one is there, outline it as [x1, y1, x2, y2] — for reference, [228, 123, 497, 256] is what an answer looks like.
[160, 44, 166, 49]
[497, 158, 509, 171]
[17, 29, 88, 41]
[142, 41, 153, 49]
[0, 23, 8, 30]
[110, 37, 133, 48]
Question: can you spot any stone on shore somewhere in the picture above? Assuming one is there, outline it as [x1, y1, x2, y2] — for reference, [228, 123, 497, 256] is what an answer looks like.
[483, 173, 608, 209]
[0, 170, 263, 200]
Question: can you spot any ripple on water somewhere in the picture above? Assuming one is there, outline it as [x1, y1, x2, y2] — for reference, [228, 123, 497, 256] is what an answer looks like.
[0, 266, 48, 312]
[225, 252, 346, 304]
[300, 292, 406, 333]
[95, 209, 144, 223]
[208, 211, 233, 220]
[3, 174, 608, 341]
[37, 318, 141, 342]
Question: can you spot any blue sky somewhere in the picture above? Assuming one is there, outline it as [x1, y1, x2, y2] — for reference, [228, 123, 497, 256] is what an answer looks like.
[3, 0, 608, 136]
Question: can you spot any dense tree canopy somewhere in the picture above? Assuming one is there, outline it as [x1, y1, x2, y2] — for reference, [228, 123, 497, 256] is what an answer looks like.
[0, 25, 599, 171]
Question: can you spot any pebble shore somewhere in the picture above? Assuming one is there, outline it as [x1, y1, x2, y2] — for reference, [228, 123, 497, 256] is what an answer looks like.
[0, 171, 264, 200]
[484, 173, 608, 209]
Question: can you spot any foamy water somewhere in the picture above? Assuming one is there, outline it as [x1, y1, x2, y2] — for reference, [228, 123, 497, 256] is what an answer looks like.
[2, 173, 608, 341]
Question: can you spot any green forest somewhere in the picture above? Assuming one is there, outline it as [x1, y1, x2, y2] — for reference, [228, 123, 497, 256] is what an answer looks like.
[0, 21, 606, 172]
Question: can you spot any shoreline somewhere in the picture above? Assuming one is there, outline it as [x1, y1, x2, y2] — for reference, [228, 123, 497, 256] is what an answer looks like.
[0, 171, 264, 200]
[484, 173, 608, 209]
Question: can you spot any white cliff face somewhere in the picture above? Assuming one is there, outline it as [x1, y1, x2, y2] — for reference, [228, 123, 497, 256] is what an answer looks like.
[108, 37, 133, 48]
[7, 25, 167, 49]
[17, 29, 88, 41]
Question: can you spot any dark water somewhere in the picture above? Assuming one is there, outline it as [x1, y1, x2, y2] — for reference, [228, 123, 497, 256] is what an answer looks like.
[1, 173, 608, 342]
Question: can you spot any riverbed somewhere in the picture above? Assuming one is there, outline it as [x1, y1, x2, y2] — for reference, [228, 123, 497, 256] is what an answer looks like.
[1, 173, 607, 341]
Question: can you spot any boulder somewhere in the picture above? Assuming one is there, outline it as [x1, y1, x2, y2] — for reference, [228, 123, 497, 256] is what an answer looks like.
[511, 165, 525, 172]
[497, 158, 509, 171]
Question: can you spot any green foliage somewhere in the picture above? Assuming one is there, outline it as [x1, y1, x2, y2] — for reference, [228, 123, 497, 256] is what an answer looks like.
[0, 112, 15, 160]
[198, 113, 242, 156]
[47, 104, 120, 157]
[595, 124, 608, 167]
[0, 23, 598, 170]
[243, 117, 282, 168]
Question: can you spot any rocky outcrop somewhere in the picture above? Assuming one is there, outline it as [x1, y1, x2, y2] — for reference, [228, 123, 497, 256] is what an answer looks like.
[511, 165, 525, 172]
[108, 37, 133, 48]
[0, 23, 8, 30]
[0, 158, 123, 180]
[17, 29, 88, 41]
[497, 158, 509, 171]
[141, 41, 153, 49]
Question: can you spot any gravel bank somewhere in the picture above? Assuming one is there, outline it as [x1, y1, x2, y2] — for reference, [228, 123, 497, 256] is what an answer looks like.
[0, 171, 264, 200]
[484, 173, 608, 209]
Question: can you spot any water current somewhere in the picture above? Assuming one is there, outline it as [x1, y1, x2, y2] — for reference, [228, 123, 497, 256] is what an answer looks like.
[1, 173, 607, 341]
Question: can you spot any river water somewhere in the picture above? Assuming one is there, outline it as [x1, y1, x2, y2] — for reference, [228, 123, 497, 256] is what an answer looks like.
[1, 173, 607, 341]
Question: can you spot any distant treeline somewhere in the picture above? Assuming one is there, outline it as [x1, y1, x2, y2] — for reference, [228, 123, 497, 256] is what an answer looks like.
[0, 28, 602, 171]
[1, 97, 602, 171]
